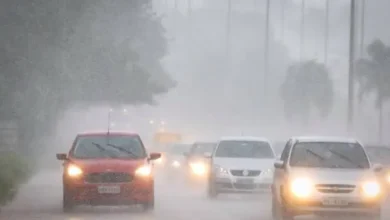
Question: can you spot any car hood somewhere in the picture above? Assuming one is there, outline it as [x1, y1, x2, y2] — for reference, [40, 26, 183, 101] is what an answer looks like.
[69, 158, 146, 173]
[289, 168, 377, 184]
[213, 157, 275, 170]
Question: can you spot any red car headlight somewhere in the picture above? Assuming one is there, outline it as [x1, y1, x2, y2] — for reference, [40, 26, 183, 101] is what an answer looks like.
[135, 165, 152, 177]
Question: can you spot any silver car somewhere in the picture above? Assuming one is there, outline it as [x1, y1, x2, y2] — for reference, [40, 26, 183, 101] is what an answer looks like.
[208, 136, 276, 198]
[272, 136, 384, 220]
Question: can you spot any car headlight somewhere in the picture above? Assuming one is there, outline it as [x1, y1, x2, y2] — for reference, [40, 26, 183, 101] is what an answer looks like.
[190, 162, 206, 175]
[67, 164, 83, 177]
[135, 165, 152, 177]
[362, 181, 381, 198]
[154, 157, 163, 164]
[214, 165, 228, 175]
[290, 178, 313, 198]
[262, 168, 274, 177]
[172, 160, 180, 167]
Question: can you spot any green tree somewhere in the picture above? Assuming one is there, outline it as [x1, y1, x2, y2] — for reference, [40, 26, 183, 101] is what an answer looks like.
[0, 0, 174, 155]
[280, 60, 334, 124]
[355, 39, 390, 141]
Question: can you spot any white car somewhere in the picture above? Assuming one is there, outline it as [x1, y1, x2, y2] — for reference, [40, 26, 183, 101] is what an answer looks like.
[272, 136, 384, 220]
[207, 136, 276, 197]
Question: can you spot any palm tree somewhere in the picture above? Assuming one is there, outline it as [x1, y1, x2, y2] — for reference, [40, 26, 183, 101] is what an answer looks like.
[280, 60, 334, 124]
[355, 39, 390, 143]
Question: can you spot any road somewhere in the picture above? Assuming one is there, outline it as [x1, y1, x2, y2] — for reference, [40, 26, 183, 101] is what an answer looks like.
[0, 170, 271, 220]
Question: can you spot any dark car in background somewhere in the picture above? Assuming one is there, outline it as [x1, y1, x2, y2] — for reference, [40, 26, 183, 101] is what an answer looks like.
[164, 143, 192, 177]
[365, 145, 390, 189]
[184, 142, 216, 183]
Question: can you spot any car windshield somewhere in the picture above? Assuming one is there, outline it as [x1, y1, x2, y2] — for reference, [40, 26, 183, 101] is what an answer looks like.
[72, 135, 147, 159]
[365, 146, 390, 165]
[169, 144, 192, 155]
[214, 140, 274, 158]
[289, 142, 370, 169]
[190, 143, 216, 155]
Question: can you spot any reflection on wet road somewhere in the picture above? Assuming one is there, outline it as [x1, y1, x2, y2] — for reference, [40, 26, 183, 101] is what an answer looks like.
[1, 170, 270, 220]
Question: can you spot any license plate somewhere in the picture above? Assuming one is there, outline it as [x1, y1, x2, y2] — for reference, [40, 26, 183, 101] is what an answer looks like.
[322, 198, 348, 206]
[236, 178, 254, 184]
[97, 185, 121, 194]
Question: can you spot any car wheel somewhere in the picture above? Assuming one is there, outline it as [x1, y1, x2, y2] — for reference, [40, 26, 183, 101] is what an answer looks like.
[272, 195, 294, 220]
[141, 199, 154, 212]
[208, 180, 218, 199]
[62, 187, 74, 213]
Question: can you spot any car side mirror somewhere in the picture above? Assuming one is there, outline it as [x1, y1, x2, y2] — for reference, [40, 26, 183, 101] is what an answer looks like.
[149, 152, 161, 161]
[373, 163, 383, 172]
[203, 152, 212, 158]
[56, 153, 67, 161]
[274, 160, 285, 169]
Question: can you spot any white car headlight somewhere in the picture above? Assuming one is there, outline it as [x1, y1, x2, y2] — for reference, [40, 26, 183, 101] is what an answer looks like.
[290, 178, 313, 198]
[262, 168, 274, 177]
[362, 181, 381, 198]
[171, 160, 180, 167]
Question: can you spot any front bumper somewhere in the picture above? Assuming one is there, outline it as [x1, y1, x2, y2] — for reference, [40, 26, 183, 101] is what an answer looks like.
[213, 175, 272, 193]
[283, 189, 382, 216]
[64, 179, 153, 205]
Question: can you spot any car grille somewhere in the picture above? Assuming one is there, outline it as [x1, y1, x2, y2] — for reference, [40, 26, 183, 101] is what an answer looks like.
[230, 170, 261, 177]
[315, 184, 356, 193]
[85, 172, 132, 183]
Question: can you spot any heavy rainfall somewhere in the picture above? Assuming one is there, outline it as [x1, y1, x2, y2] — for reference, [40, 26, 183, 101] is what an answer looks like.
[1, 0, 390, 220]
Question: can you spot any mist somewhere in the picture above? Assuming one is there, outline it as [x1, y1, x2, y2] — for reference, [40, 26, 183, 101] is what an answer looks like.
[2, 0, 390, 219]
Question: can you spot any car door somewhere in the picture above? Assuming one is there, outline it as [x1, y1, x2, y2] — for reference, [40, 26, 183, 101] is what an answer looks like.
[273, 139, 292, 202]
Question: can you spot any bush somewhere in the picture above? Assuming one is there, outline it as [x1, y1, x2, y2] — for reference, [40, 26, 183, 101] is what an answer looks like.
[0, 151, 30, 206]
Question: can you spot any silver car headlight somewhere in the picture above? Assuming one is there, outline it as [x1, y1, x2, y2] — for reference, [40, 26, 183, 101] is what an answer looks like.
[214, 165, 228, 175]
[262, 168, 274, 177]
[171, 160, 180, 167]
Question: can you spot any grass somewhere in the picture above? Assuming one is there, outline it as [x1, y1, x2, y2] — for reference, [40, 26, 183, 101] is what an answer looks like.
[0, 151, 31, 206]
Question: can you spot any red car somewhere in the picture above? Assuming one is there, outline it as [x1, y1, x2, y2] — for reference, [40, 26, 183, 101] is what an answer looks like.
[56, 131, 161, 212]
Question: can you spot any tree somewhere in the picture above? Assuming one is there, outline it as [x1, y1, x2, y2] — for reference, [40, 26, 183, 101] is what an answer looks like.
[355, 39, 390, 141]
[280, 60, 334, 124]
[0, 0, 174, 157]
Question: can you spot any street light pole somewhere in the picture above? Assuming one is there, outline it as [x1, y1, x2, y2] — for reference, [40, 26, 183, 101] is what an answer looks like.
[300, 0, 305, 61]
[359, 0, 365, 55]
[324, 0, 329, 65]
[264, 0, 270, 102]
[281, 0, 285, 42]
[347, 0, 356, 132]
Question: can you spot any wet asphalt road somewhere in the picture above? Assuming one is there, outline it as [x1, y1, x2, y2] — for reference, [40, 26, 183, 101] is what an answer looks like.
[0, 169, 270, 220]
[3, 169, 390, 220]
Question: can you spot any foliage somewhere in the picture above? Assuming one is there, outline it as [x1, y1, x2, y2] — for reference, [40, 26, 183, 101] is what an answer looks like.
[355, 39, 390, 108]
[280, 60, 334, 123]
[0, 0, 174, 156]
[0, 152, 30, 206]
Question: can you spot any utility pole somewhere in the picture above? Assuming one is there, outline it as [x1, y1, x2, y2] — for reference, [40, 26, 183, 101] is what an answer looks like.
[347, 0, 356, 132]
[281, 0, 285, 42]
[300, 0, 305, 61]
[264, 0, 270, 102]
[324, 0, 329, 65]
[359, 0, 365, 55]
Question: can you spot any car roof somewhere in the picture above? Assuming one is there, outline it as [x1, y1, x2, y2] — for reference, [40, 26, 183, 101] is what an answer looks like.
[292, 136, 358, 144]
[219, 136, 271, 143]
[77, 130, 139, 137]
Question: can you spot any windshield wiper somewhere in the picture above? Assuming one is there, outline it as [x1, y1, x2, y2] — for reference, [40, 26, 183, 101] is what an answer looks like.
[106, 143, 138, 158]
[327, 149, 363, 168]
[91, 142, 116, 158]
[304, 148, 327, 160]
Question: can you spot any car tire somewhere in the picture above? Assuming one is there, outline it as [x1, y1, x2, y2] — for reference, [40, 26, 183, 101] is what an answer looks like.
[208, 181, 218, 199]
[141, 199, 154, 212]
[62, 187, 74, 213]
[272, 195, 294, 220]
